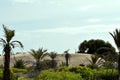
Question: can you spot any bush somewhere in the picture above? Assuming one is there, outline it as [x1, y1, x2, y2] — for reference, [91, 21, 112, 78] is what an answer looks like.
[57, 66, 118, 80]
[69, 66, 94, 80]
[11, 68, 28, 74]
[0, 69, 2, 80]
[95, 69, 118, 80]
[0, 69, 19, 80]
[39, 60, 57, 70]
[36, 70, 83, 80]
[14, 59, 26, 69]
[87, 64, 99, 69]
[57, 66, 69, 72]
[18, 77, 33, 80]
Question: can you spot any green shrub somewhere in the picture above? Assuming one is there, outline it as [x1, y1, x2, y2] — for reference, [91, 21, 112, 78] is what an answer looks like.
[18, 77, 33, 80]
[57, 66, 69, 72]
[69, 66, 94, 80]
[14, 59, 26, 69]
[36, 70, 83, 80]
[96, 69, 118, 80]
[0, 69, 19, 80]
[0, 69, 3, 79]
[59, 61, 66, 67]
[87, 64, 99, 69]
[11, 68, 28, 74]
[57, 66, 118, 80]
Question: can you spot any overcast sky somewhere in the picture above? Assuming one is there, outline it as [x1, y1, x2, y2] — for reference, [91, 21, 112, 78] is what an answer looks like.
[0, 0, 120, 53]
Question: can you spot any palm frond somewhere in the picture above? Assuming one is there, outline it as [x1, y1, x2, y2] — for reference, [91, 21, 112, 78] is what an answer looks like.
[0, 38, 6, 47]
[11, 40, 24, 48]
[29, 49, 38, 61]
[29, 48, 47, 62]
[38, 48, 47, 59]
[0, 38, 6, 43]
[48, 52, 57, 60]
[3, 25, 15, 43]
[110, 29, 120, 51]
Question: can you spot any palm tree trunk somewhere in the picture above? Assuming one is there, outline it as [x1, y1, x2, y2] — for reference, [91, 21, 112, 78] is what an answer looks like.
[52, 59, 55, 68]
[2, 45, 11, 80]
[36, 61, 40, 70]
[118, 52, 120, 80]
[66, 58, 69, 66]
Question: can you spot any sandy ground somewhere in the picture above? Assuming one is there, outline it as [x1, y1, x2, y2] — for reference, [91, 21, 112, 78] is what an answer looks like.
[0, 53, 92, 67]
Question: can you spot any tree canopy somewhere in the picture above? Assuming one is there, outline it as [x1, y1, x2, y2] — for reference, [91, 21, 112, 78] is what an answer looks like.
[78, 39, 116, 54]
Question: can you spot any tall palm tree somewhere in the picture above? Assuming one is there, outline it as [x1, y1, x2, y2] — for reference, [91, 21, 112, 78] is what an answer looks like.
[110, 29, 120, 79]
[0, 25, 23, 80]
[29, 48, 47, 70]
[48, 52, 57, 68]
[64, 49, 71, 66]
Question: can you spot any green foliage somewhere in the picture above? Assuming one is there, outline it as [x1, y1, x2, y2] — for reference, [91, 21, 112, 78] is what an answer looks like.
[57, 66, 93, 79]
[18, 77, 33, 80]
[14, 59, 26, 69]
[38, 60, 57, 70]
[29, 48, 47, 62]
[57, 66, 118, 80]
[0, 68, 22, 80]
[69, 66, 94, 80]
[48, 52, 57, 60]
[59, 61, 66, 67]
[0, 66, 118, 80]
[78, 39, 115, 54]
[0, 69, 3, 80]
[0, 64, 3, 69]
[87, 64, 98, 69]
[11, 68, 28, 74]
[36, 70, 83, 80]
[110, 29, 120, 50]
[57, 66, 69, 72]
[10, 68, 29, 80]
[104, 61, 114, 69]
[94, 69, 118, 80]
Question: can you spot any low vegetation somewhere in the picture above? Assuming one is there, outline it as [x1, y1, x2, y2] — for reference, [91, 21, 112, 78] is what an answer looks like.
[0, 66, 117, 80]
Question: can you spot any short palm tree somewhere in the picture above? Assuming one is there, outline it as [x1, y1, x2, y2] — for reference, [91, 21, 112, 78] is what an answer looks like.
[0, 25, 23, 80]
[87, 53, 104, 69]
[64, 49, 71, 66]
[48, 52, 57, 68]
[110, 29, 120, 79]
[29, 48, 47, 70]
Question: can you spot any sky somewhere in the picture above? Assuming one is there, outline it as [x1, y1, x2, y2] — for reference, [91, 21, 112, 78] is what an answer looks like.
[0, 0, 120, 53]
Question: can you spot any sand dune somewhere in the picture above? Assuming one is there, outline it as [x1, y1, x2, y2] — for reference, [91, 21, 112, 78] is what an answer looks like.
[0, 53, 92, 67]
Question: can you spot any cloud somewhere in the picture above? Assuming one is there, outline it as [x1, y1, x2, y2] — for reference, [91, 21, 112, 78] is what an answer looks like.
[79, 6, 92, 11]
[87, 18, 101, 23]
[12, 0, 37, 4]
[20, 24, 120, 35]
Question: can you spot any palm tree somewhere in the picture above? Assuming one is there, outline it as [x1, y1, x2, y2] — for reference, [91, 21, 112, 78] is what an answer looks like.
[0, 25, 23, 80]
[29, 48, 47, 70]
[64, 49, 71, 66]
[87, 53, 104, 69]
[48, 52, 57, 68]
[110, 29, 120, 79]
